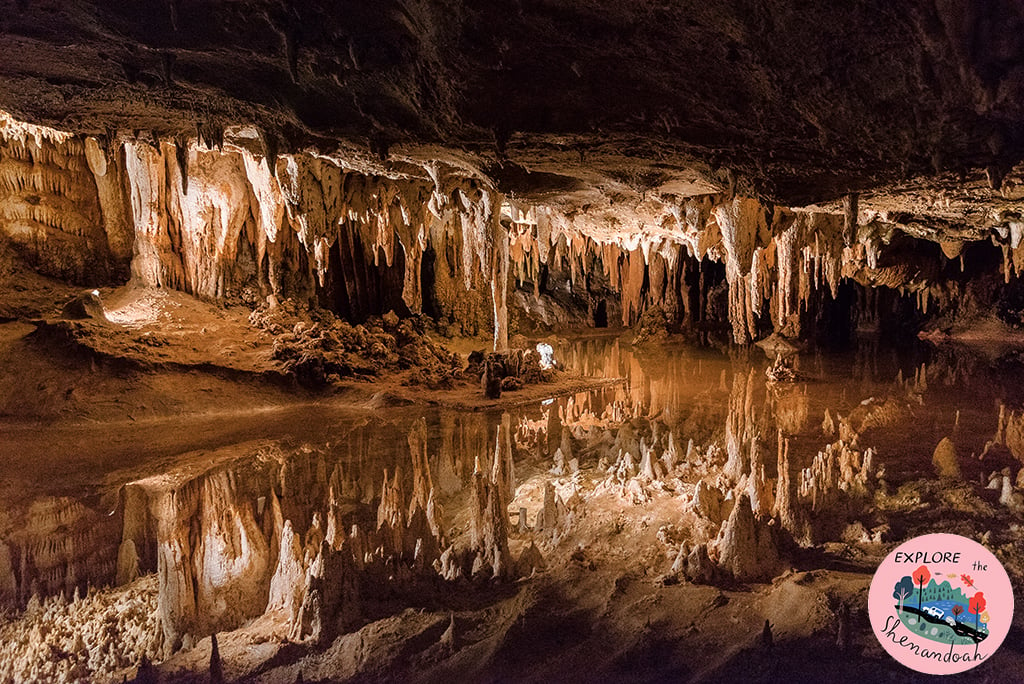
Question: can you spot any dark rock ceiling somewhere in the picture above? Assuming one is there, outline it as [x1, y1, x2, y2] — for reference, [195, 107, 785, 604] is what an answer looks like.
[1, 0, 1024, 209]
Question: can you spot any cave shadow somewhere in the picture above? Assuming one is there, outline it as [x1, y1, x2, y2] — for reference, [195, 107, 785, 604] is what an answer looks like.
[695, 633, 1005, 684]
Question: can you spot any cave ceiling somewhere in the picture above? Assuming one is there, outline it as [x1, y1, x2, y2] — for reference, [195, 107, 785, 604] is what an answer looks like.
[1, 1, 1024, 233]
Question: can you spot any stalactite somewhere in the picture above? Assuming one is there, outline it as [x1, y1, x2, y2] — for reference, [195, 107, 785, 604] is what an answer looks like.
[843, 193, 858, 246]
[725, 368, 758, 483]
[0, 120, 122, 281]
[125, 140, 174, 288]
[491, 217, 510, 353]
[492, 412, 516, 503]
[713, 197, 770, 343]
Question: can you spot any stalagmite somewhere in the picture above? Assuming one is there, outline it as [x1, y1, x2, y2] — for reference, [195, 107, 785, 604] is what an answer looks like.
[662, 432, 679, 471]
[773, 433, 801, 538]
[716, 494, 780, 582]
[932, 437, 962, 480]
[638, 438, 658, 480]
[267, 520, 306, 626]
[124, 140, 172, 289]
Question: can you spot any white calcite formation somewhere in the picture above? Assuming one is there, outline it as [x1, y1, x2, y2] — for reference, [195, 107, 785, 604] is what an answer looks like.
[2, 110, 1003, 345]
[714, 493, 780, 582]
[0, 576, 160, 684]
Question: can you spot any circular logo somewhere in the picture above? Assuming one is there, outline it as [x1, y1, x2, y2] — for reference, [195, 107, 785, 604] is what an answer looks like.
[868, 533, 1014, 675]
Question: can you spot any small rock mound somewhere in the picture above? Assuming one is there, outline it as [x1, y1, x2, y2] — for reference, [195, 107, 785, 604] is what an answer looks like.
[61, 290, 107, 321]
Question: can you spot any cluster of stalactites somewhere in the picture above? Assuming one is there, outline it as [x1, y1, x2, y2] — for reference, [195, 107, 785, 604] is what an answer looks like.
[503, 200, 697, 327]
[992, 219, 1024, 283]
[119, 137, 508, 311]
[8, 110, 1010, 343]
[503, 195, 855, 341]
[0, 108, 518, 327]
[0, 110, 74, 148]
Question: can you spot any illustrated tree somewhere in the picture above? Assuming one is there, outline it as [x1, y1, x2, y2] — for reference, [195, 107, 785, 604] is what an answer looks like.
[893, 576, 914, 613]
[952, 603, 964, 624]
[968, 592, 987, 656]
[913, 565, 931, 628]
[968, 592, 986, 631]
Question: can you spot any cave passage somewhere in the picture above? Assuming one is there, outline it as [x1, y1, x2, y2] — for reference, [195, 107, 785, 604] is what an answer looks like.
[4, 1, 1024, 677]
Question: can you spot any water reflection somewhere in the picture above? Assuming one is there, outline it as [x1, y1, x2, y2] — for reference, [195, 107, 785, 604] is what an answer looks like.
[3, 335, 1024, 676]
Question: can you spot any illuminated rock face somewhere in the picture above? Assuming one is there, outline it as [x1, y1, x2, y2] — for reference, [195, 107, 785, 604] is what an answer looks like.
[0, 118, 515, 344]
[0, 118, 980, 344]
[0, 117, 128, 282]
[7, 110, 1024, 345]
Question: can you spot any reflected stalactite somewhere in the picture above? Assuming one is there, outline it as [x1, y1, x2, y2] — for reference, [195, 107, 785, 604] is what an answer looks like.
[774, 431, 801, 538]
[152, 486, 199, 655]
[725, 367, 758, 483]
[5, 410, 524, 655]
[0, 497, 120, 615]
[8, 329, 1024, 681]
[191, 470, 272, 634]
[771, 383, 810, 436]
